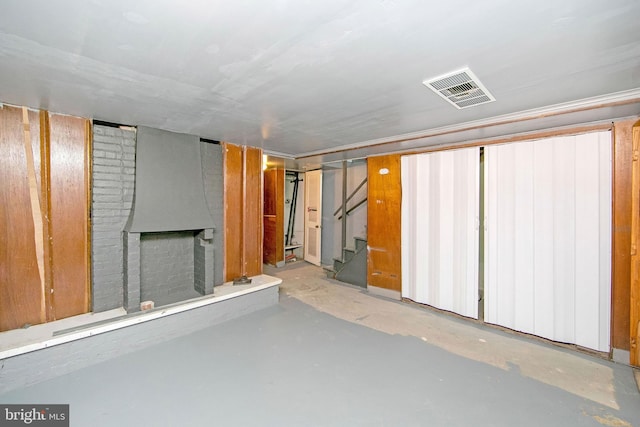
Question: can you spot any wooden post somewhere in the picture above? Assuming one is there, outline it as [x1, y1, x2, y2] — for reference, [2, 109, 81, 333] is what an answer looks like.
[39, 111, 54, 321]
[631, 121, 640, 366]
[341, 160, 347, 257]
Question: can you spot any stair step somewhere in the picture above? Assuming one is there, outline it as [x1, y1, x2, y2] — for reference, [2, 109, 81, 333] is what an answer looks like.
[354, 237, 367, 251]
[342, 247, 355, 262]
[333, 258, 345, 271]
[335, 240, 368, 289]
[323, 266, 337, 279]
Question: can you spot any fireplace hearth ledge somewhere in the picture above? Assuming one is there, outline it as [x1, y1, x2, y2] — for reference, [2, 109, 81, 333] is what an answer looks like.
[0, 274, 281, 361]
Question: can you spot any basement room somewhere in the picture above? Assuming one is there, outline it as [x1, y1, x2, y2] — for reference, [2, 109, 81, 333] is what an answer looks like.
[1, 0, 639, 426]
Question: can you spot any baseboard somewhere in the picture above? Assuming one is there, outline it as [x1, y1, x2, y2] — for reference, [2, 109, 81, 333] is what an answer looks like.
[367, 285, 401, 300]
[612, 348, 630, 365]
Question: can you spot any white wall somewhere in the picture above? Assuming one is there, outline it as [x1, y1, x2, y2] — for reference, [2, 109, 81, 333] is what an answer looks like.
[283, 171, 305, 258]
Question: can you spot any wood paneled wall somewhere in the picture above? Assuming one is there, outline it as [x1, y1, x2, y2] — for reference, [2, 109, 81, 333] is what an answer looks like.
[0, 105, 90, 332]
[0, 107, 45, 330]
[244, 147, 263, 275]
[48, 114, 92, 319]
[222, 142, 263, 281]
[367, 155, 402, 292]
[223, 143, 243, 281]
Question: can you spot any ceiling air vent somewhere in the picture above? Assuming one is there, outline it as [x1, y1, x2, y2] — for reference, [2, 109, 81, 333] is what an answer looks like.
[423, 68, 495, 109]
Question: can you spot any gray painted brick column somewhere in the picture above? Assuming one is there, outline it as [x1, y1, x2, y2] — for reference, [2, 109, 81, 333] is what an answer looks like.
[194, 228, 214, 295]
[123, 232, 141, 312]
[91, 125, 136, 312]
[201, 142, 224, 286]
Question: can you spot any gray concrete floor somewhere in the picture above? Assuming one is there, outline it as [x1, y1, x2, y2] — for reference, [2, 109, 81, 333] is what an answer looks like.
[1, 262, 639, 426]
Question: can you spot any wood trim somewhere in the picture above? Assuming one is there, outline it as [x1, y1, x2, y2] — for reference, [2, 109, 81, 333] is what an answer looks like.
[386, 123, 614, 158]
[240, 145, 247, 276]
[85, 119, 92, 311]
[611, 119, 636, 352]
[39, 110, 54, 321]
[631, 120, 640, 366]
[222, 142, 228, 280]
[241, 146, 247, 273]
[276, 168, 284, 265]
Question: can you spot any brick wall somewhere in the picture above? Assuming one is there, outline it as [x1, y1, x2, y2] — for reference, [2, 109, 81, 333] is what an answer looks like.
[140, 231, 200, 306]
[92, 125, 136, 312]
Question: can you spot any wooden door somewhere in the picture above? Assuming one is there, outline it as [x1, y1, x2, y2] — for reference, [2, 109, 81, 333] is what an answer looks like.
[303, 169, 322, 266]
[263, 168, 285, 266]
[0, 106, 90, 332]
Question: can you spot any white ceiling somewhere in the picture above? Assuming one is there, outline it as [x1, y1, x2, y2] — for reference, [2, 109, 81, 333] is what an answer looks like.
[1, 0, 639, 161]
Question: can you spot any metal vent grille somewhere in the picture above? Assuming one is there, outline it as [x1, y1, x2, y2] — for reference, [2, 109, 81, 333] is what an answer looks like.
[423, 68, 495, 109]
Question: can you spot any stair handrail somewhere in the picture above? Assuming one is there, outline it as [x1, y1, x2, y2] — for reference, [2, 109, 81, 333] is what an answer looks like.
[333, 177, 367, 216]
[337, 196, 367, 220]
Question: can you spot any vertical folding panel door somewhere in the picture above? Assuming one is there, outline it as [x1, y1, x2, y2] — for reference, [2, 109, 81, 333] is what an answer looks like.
[484, 131, 611, 352]
[401, 147, 480, 319]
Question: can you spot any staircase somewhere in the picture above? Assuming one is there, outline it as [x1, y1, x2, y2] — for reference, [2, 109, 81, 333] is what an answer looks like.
[324, 160, 368, 288]
[326, 236, 367, 288]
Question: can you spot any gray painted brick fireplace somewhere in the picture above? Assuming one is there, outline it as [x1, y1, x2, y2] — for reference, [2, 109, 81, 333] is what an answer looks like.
[92, 124, 223, 313]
